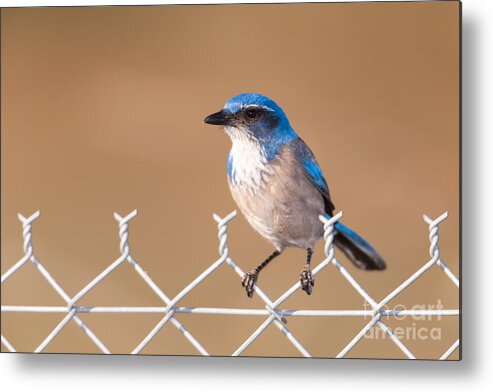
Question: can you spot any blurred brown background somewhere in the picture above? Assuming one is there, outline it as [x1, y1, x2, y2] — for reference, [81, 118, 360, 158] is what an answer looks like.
[1, 2, 459, 359]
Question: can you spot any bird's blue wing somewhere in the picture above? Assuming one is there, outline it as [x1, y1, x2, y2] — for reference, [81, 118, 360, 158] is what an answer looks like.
[291, 138, 335, 215]
[290, 139, 385, 269]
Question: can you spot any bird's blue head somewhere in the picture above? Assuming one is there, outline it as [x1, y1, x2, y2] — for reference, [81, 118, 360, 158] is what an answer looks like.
[204, 93, 298, 160]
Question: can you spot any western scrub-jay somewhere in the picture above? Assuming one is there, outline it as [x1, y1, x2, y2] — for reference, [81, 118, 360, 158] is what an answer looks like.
[204, 93, 386, 298]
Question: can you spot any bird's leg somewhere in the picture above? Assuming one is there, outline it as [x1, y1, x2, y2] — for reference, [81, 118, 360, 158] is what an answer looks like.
[242, 250, 281, 298]
[300, 248, 315, 295]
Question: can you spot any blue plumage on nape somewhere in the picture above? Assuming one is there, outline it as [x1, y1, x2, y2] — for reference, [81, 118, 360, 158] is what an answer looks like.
[204, 93, 386, 298]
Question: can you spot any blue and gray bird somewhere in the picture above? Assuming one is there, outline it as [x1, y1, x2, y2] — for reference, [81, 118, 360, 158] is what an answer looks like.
[204, 93, 386, 298]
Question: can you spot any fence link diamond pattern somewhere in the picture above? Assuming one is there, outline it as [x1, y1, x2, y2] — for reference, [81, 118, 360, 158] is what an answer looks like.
[1, 209, 460, 359]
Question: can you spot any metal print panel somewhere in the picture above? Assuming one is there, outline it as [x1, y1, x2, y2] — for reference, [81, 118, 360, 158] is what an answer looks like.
[1, 0, 461, 359]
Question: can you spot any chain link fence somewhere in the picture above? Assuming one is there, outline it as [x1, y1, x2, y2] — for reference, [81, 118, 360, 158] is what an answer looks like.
[1, 209, 459, 359]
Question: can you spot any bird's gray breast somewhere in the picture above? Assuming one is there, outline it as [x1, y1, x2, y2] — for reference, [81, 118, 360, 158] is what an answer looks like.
[228, 143, 325, 250]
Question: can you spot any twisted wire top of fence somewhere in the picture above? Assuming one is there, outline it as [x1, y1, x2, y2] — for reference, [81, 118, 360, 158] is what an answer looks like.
[1, 209, 459, 359]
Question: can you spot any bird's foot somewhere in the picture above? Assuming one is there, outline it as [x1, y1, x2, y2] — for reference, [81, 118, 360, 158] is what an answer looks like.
[300, 265, 315, 295]
[242, 270, 259, 298]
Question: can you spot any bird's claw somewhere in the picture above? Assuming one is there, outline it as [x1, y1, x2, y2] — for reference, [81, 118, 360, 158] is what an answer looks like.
[300, 265, 315, 295]
[242, 271, 258, 298]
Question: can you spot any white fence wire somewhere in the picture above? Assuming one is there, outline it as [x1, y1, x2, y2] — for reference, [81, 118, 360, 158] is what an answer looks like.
[1, 209, 460, 359]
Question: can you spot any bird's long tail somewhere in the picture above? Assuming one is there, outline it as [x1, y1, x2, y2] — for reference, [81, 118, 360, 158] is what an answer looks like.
[333, 221, 386, 270]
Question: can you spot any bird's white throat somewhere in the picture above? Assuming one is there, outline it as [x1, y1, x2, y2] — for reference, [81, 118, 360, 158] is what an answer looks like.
[226, 126, 270, 189]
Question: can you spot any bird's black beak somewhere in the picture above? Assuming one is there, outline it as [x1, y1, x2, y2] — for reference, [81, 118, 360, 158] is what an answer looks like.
[204, 110, 233, 126]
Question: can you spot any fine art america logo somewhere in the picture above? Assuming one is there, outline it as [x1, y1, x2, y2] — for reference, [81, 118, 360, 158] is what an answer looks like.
[363, 300, 444, 341]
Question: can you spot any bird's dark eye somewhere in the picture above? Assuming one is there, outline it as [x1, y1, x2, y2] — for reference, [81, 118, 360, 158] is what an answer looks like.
[245, 109, 259, 120]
